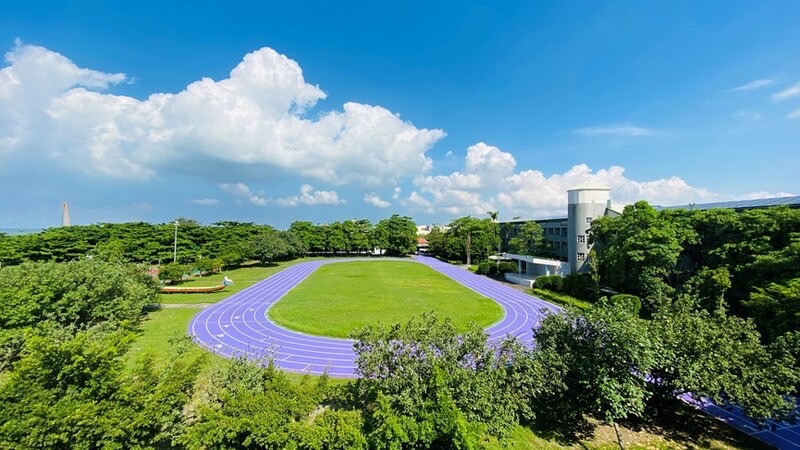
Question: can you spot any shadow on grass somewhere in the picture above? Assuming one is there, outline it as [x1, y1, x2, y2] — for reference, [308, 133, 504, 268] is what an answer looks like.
[518, 395, 773, 449]
[524, 415, 596, 446]
[143, 303, 162, 312]
[618, 395, 773, 450]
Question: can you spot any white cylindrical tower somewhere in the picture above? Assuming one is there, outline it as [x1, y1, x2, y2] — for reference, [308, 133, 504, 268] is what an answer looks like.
[567, 185, 610, 273]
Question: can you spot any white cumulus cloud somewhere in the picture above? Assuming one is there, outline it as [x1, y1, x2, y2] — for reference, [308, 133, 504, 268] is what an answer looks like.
[276, 184, 344, 207]
[363, 193, 390, 208]
[219, 182, 267, 206]
[406, 142, 784, 219]
[0, 43, 445, 185]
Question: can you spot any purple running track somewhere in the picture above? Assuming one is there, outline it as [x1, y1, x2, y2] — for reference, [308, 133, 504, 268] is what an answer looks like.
[188, 255, 800, 448]
[680, 394, 800, 450]
[188, 255, 561, 378]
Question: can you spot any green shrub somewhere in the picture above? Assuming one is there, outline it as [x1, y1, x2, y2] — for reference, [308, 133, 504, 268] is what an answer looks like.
[534, 275, 564, 292]
[610, 294, 642, 316]
[497, 261, 518, 274]
[159, 262, 189, 284]
[562, 272, 597, 301]
[476, 261, 494, 276]
[477, 261, 518, 277]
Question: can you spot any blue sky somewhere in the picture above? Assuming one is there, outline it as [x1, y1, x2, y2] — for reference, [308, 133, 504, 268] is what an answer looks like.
[1, 1, 799, 229]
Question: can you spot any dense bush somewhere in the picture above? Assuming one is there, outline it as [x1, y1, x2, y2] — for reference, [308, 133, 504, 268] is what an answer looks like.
[0, 259, 158, 370]
[352, 313, 537, 447]
[534, 275, 564, 292]
[498, 261, 518, 274]
[476, 261, 519, 277]
[158, 262, 189, 284]
[175, 357, 366, 450]
[562, 273, 597, 301]
[609, 294, 642, 316]
[0, 329, 205, 449]
[475, 261, 494, 276]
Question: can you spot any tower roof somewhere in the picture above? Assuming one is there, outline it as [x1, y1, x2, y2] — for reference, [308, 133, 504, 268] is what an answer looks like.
[567, 182, 610, 192]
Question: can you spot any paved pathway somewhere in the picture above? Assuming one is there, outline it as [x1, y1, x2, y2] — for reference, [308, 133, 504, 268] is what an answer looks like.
[188, 255, 560, 378]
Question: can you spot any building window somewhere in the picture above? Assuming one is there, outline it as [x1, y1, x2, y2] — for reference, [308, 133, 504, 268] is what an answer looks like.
[586, 216, 593, 224]
[577, 235, 586, 243]
[577, 252, 585, 261]
[561, 227, 567, 235]
[548, 227, 554, 235]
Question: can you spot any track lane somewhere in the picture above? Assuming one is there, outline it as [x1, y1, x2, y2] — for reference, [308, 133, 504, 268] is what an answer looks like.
[188, 256, 560, 377]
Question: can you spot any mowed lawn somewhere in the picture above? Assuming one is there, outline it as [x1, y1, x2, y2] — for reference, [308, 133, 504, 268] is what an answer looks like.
[268, 260, 504, 338]
[124, 307, 207, 370]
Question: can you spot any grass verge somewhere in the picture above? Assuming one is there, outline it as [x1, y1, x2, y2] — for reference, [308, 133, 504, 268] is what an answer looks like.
[532, 288, 593, 311]
[269, 260, 504, 338]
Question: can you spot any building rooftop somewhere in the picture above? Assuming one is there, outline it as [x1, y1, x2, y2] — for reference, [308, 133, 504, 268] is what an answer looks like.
[497, 195, 800, 224]
[567, 182, 611, 191]
[659, 195, 800, 212]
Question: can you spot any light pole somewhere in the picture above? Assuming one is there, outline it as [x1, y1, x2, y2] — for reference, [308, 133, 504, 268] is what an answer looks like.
[173, 220, 179, 262]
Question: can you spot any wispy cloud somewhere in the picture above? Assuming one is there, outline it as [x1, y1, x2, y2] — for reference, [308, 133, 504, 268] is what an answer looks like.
[772, 82, 800, 102]
[733, 110, 762, 121]
[788, 108, 800, 119]
[731, 78, 774, 92]
[572, 123, 654, 137]
[192, 198, 221, 206]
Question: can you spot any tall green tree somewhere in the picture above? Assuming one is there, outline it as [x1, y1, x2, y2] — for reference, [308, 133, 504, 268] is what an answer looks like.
[532, 302, 656, 447]
[376, 215, 417, 256]
[0, 328, 204, 449]
[251, 228, 291, 264]
[591, 201, 693, 309]
[352, 313, 531, 447]
[649, 297, 797, 421]
[508, 221, 548, 257]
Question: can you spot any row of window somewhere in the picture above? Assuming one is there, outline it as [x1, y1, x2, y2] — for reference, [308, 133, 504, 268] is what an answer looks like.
[543, 235, 587, 244]
[546, 227, 568, 236]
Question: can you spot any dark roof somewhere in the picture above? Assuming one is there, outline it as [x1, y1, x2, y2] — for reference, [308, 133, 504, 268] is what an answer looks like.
[660, 195, 800, 212]
[496, 196, 800, 225]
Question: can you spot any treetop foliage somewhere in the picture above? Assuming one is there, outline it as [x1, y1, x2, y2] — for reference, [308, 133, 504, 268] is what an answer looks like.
[0, 214, 420, 269]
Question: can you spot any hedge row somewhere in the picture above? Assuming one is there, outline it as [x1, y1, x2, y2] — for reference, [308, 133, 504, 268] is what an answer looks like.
[475, 261, 518, 277]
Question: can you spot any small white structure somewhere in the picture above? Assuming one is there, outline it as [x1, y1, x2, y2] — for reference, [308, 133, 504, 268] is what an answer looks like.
[500, 252, 570, 288]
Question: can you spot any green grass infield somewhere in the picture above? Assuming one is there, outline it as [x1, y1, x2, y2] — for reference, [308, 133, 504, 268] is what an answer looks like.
[268, 260, 504, 338]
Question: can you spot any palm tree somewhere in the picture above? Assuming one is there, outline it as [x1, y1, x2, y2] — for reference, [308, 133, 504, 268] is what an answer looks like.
[487, 211, 500, 255]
